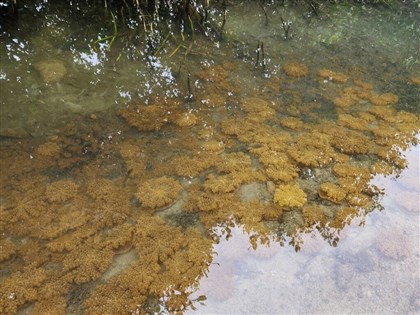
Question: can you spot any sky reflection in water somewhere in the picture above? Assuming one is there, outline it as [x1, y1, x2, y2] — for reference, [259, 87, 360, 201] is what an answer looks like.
[190, 145, 419, 314]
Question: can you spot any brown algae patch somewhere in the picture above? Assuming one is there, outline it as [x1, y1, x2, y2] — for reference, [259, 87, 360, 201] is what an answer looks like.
[118, 97, 185, 131]
[319, 183, 347, 204]
[174, 112, 198, 127]
[274, 184, 307, 209]
[318, 69, 348, 83]
[1, 57, 420, 314]
[287, 132, 338, 167]
[280, 117, 304, 130]
[241, 97, 276, 122]
[283, 62, 309, 78]
[369, 92, 399, 106]
[0, 238, 17, 263]
[119, 103, 169, 131]
[302, 206, 328, 227]
[35, 141, 61, 157]
[136, 177, 182, 210]
[409, 76, 420, 85]
[45, 179, 79, 203]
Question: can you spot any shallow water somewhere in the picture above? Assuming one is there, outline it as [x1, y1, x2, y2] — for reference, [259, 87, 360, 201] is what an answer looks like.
[188, 145, 420, 314]
[0, 1, 419, 314]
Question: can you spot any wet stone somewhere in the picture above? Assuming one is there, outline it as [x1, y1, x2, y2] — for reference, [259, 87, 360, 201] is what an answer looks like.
[34, 60, 67, 83]
[164, 212, 200, 229]
[280, 211, 304, 234]
[0, 127, 29, 138]
[239, 182, 271, 203]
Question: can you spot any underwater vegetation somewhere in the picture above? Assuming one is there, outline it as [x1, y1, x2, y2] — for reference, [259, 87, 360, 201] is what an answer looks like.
[1, 54, 419, 313]
[1, 1, 420, 314]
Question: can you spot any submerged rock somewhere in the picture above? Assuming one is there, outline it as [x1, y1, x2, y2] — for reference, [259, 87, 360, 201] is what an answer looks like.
[34, 60, 67, 83]
[0, 127, 29, 138]
[239, 182, 271, 203]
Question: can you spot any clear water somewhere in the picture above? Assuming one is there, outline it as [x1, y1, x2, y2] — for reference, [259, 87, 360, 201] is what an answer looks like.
[189, 146, 420, 314]
[0, 1, 419, 314]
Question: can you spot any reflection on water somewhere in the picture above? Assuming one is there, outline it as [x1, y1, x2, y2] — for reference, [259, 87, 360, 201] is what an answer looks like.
[0, 1, 419, 314]
[189, 146, 420, 314]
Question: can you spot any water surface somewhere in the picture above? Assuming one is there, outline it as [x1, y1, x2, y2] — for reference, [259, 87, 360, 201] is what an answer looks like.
[0, 1, 419, 314]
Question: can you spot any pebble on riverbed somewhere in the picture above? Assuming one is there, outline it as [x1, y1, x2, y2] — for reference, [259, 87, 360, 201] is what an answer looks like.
[34, 60, 67, 83]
